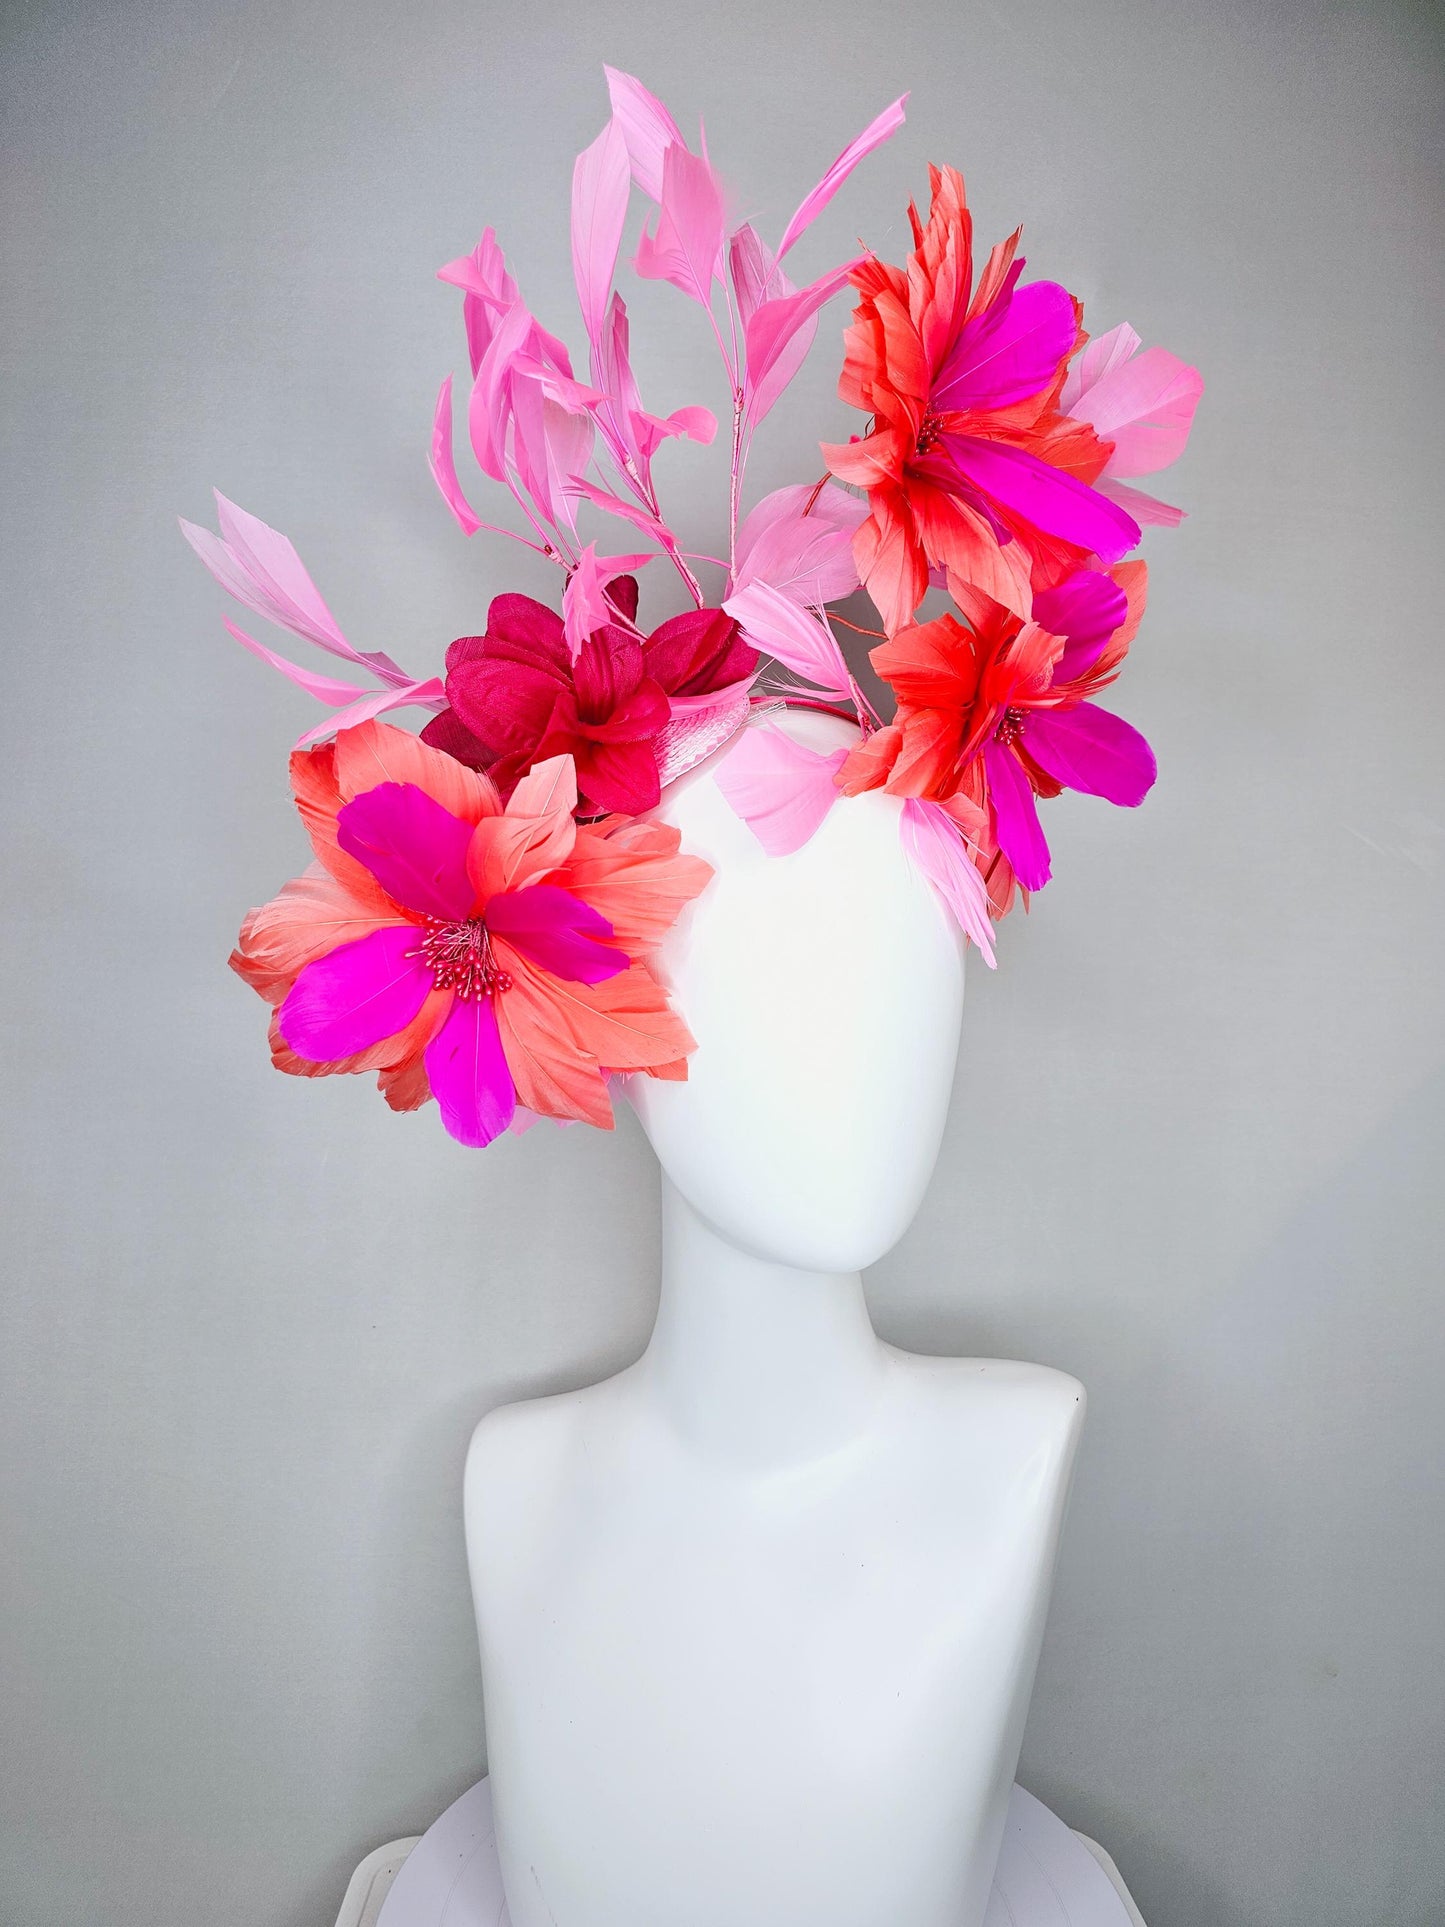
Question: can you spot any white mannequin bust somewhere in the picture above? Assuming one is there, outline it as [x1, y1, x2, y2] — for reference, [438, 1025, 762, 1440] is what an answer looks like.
[464, 711, 1085, 1927]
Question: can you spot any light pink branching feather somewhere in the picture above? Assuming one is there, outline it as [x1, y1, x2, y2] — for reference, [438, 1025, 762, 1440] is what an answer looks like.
[604, 67, 687, 202]
[732, 484, 867, 604]
[775, 94, 908, 260]
[724, 582, 852, 700]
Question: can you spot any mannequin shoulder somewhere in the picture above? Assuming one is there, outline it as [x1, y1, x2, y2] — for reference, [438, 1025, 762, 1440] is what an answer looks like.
[884, 1351, 1087, 1464]
[464, 1366, 638, 1516]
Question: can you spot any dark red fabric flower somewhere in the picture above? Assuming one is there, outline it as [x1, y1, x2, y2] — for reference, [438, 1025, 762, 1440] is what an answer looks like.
[422, 579, 757, 816]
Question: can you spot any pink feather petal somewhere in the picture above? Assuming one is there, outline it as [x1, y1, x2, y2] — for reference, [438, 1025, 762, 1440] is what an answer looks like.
[572, 118, 631, 352]
[659, 404, 717, 445]
[727, 223, 779, 327]
[1084, 347, 1204, 477]
[293, 679, 446, 750]
[900, 797, 995, 966]
[212, 493, 352, 656]
[222, 621, 366, 705]
[744, 260, 861, 411]
[732, 483, 867, 605]
[564, 544, 624, 659]
[424, 992, 517, 1148]
[1097, 475, 1186, 527]
[634, 143, 726, 307]
[750, 313, 817, 426]
[438, 227, 519, 377]
[279, 925, 434, 1062]
[1060, 322, 1141, 413]
[724, 582, 851, 699]
[603, 67, 687, 202]
[335, 782, 477, 920]
[429, 375, 482, 534]
[713, 724, 847, 857]
[982, 737, 1051, 891]
[775, 94, 908, 261]
[468, 298, 534, 485]
[573, 479, 673, 549]
[1023, 702, 1157, 807]
[1062, 324, 1203, 478]
[182, 515, 386, 681]
[486, 885, 626, 984]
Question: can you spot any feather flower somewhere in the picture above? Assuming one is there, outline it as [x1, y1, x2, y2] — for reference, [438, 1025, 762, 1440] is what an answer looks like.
[230, 722, 711, 1145]
[822, 166, 1147, 632]
[421, 579, 756, 816]
[841, 565, 1153, 907]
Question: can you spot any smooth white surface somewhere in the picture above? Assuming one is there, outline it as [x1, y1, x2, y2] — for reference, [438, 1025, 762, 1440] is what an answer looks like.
[630, 713, 966, 1273]
[368, 1778, 1144, 1927]
[464, 719, 1085, 1927]
[336, 1839, 423, 1927]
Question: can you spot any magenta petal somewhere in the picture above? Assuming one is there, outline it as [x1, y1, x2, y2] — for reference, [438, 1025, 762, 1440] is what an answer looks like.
[336, 783, 476, 920]
[948, 437, 1142, 563]
[424, 993, 516, 1148]
[933, 280, 1078, 411]
[982, 737, 1051, 891]
[1034, 569, 1128, 680]
[486, 885, 626, 984]
[1024, 702, 1157, 807]
[279, 926, 432, 1061]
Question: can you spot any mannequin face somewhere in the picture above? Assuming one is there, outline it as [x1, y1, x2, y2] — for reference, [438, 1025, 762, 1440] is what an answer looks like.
[628, 712, 965, 1272]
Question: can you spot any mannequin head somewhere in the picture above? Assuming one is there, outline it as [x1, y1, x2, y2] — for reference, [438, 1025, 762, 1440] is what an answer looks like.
[628, 711, 965, 1272]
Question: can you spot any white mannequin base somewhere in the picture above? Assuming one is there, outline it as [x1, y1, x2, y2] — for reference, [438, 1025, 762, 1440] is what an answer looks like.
[357, 1777, 1146, 1927]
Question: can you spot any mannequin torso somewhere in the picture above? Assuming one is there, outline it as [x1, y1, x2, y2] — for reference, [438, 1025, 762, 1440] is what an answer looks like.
[465, 714, 1085, 1927]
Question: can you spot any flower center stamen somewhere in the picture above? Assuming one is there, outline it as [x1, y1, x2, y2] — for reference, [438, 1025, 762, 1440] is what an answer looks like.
[995, 706, 1026, 747]
[411, 917, 512, 999]
[915, 411, 945, 457]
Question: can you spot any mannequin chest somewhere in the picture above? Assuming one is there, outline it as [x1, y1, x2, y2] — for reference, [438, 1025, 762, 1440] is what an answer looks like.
[464, 1358, 1083, 1927]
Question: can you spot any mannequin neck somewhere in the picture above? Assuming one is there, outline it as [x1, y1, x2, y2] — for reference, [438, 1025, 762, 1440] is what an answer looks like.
[642, 1178, 886, 1469]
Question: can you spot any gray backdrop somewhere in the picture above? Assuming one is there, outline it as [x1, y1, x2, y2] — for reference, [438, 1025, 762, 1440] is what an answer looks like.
[3, 1, 1442, 1923]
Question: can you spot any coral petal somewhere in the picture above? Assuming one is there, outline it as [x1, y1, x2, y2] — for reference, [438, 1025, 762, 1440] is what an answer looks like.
[333, 720, 501, 824]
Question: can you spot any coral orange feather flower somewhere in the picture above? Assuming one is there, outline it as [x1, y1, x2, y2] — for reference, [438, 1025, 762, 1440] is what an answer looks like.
[821, 165, 1144, 633]
[231, 721, 712, 1146]
[840, 565, 1154, 907]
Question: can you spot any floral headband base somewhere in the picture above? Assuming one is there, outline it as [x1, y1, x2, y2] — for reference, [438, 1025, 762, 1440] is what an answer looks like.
[185, 69, 1201, 1148]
